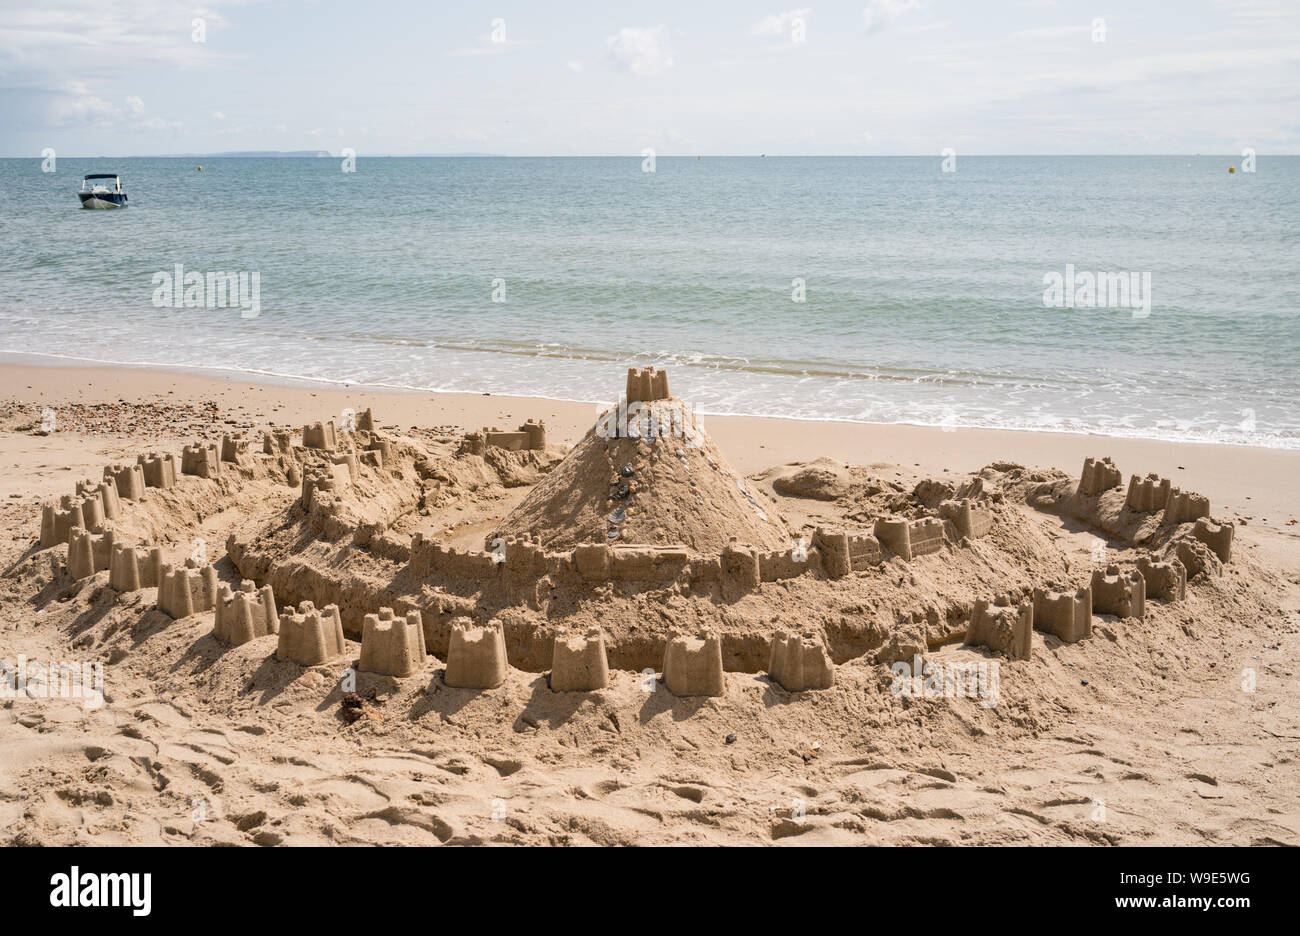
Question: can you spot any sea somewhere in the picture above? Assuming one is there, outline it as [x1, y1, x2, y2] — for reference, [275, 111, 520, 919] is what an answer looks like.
[1, 154, 1297, 448]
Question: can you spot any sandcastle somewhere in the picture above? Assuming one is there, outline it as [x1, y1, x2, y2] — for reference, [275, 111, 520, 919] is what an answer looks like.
[182, 443, 221, 478]
[465, 420, 547, 454]
[1136, 555, 1187, 602]
[213, 580, 279, 645]
[626, 366, 670, 403]
[359, 608, 427, 678]
[965, 595, 1033, 661]
[768, 631, 835, 691]
[109, 544, 162, 592]
[104, 463, 145, 501]
[1079, 456, 1122, 495]
[303, 421, 338, 452]
[137, 453, 177, 489]
[1192, 517, 1233, 562]
[157, 561, 218, 619]
[1032, 584, 1092, 643]
[1126, 473, 1171, 512]
[444, 618, 508, 688]
[662, 631, 725, 697]
[550, 628, 609, 692]
[221, 433, 249, 463]
[1091, 565, 1145, 619]
[277, 601, 347, 666]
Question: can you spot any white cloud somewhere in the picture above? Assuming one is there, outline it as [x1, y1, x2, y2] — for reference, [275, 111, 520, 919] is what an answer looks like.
[125, 94, 144, 114]
[862, 0, 924, 35]
[566, 60, 583, 72]
[605, 26, 674, 76]
[750, 9, 811, 38]
[211, 110, 225, 120]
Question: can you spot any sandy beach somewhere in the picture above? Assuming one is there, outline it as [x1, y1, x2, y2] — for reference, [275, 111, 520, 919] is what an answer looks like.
[2, 357, 1297, 846]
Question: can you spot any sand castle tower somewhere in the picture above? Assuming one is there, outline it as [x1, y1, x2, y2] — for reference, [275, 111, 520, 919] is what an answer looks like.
[491, 368, 788, 554]
[444, 617, 509, 689]
[277, 601, 347, 666]
[359, 608, 426, 677]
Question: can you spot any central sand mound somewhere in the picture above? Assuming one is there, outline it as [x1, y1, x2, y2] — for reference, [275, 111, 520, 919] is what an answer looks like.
[492, 373, 789, 554]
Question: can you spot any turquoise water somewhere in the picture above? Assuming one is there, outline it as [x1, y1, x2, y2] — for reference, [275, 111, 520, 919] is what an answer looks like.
[1, 155, 1297, 448]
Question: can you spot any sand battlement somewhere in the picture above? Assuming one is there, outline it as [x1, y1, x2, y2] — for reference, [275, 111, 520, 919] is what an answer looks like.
[625, 366, 670, 404]
[1079, 456, 1122, 496]
[214, 580, 278, 646]
[277, 601, 346, 666]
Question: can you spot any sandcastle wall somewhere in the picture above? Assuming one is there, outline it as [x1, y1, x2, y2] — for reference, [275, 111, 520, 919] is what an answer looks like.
[1126, 473, 1171, 512]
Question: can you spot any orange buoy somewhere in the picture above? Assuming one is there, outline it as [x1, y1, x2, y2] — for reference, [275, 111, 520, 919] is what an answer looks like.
[1228, 166, 1235, 173]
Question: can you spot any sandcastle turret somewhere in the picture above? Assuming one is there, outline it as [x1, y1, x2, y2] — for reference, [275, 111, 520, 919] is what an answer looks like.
[1079, 456, 1122, 496]
[550, 628, 608, 692]
[277, 601, 346, 666]
[445, 617, 508, 689]
[1032, 584, 1093, 643]
[213, 580, 279, 645]
[965, 594, 1033, 660]
[625, 366, 670, 404]
[768, 631, 835, 691]
[1090, 565, 1145, 619]
[1192, 517, 1233, 563]
[182, 443, 221, 479]
[1136, 555, 1187, 601]
[137, 453, 177, 489]
[303, 420, 338, 452]
[104, 463, 145, 501]
[359, 608, 426, 677]
[158, 561, 218, 619]
[662, 630, 725, 697]
[1126, 473, 1170, 513]
[1165, 488, 1210, 524]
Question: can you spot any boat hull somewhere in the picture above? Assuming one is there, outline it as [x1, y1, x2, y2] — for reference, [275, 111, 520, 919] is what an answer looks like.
[78, 192, 128, 209]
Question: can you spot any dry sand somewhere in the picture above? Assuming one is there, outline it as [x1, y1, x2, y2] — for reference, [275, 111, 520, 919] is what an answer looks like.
[1, 358, 1298, 846]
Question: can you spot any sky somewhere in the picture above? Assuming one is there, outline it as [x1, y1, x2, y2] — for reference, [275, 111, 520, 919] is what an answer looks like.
[1, 0, 1297, 156]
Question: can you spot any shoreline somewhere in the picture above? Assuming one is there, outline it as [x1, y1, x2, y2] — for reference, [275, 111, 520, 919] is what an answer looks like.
[2, 356, 1298, 538]
[2, 349, 1294, 454]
